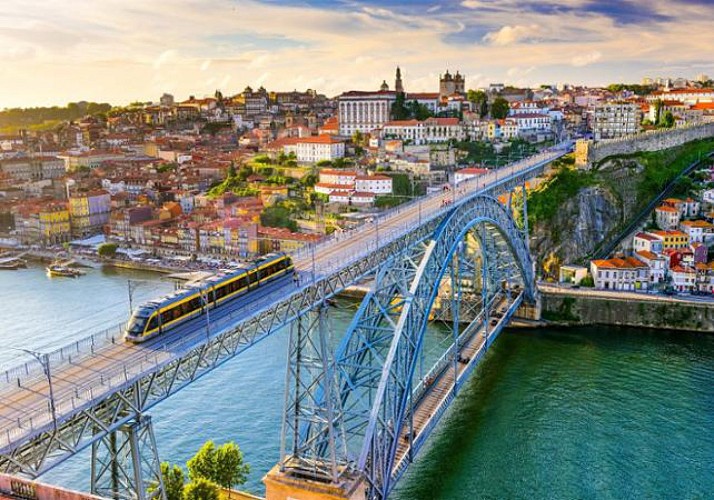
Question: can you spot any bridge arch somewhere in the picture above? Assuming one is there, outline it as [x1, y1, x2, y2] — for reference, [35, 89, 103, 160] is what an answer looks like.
[285, 194, 537, 498]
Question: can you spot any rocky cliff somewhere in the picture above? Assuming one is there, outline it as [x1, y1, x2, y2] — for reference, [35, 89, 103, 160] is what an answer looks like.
[528, 138, 714, 277]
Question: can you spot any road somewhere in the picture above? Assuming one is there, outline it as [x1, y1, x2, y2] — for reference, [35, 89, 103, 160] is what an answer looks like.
[0, 148, 566, 453]
[539, 283, 714, 305]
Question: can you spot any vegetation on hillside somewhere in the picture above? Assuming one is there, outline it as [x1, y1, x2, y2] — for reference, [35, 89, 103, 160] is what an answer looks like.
[0, 102, 112, 131]
[527, 155, 595, 227]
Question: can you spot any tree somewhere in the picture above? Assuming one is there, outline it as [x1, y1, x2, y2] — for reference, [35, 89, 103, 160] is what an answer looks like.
[183, 478, 219, 500]
[97, 242, 118, 258]
[662, 111, 675, 128]
[227, 161, 237, 179]
[390, 92, 409, 120]
[149, 462, 185, 500]
[490, 97, 510, 119]
[214, 442, 250, 495]
[187, 441, 217, 483]
[467, 89, 488, 118]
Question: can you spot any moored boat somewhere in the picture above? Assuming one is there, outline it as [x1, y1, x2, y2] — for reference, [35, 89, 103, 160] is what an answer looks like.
[46, 263, 84, 278]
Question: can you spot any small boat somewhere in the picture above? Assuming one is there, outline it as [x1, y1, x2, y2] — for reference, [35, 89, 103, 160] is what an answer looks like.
[0, 258, 27, 270]
[46, 263, 85, 278]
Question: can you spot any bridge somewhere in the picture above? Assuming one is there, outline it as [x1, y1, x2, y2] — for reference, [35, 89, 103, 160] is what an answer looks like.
[0, 145, 569, 500]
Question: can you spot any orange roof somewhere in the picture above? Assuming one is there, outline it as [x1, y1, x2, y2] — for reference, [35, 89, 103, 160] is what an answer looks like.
[591, 257, 648, 269]
[635, 250, 659, 260]
[656, 205, 678, 213]
[296, 135, 344, 145]
[681, 220, 713, 228]
[320, 169, 357, 177]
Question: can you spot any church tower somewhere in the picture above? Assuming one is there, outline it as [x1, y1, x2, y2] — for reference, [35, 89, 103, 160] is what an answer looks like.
[395, 67, 404, 94]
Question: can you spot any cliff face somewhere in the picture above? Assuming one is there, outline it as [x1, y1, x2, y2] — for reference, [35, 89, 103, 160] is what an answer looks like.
[529, 157, 645, 275]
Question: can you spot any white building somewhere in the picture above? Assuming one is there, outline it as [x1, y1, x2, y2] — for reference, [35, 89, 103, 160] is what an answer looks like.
[509, 113, 552, 134]
[590, 257, 650, 291]
[592, 102, 642, 140]
[318, 169, 357, 186]
[292, 136, 345, 163]
[655, 205, 680, 230]
[355, 175, 392, 194]
[338, 90, 396, 136]
[635, 250, 668, 284]
[670, 265, 696, 292]
[680, 220, 714, 244]
[381, 117, 464, 145]
[633, 232, 664, 254]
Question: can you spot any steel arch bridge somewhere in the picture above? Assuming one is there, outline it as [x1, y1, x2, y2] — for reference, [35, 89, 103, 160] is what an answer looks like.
[0, 148, 565, 500]
[277, 193, 537, 499]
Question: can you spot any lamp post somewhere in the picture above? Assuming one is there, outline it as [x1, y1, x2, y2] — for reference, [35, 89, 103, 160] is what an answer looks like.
[8, 347, 57, 431]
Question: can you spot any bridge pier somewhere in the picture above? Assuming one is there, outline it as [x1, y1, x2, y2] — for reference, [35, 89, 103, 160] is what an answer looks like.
[264, 464, 366, 500]
[90, 415, 165, 500]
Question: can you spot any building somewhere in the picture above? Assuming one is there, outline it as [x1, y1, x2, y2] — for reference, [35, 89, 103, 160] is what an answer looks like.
[559, 265, 588, 285]
[293, 136, 345, 163]
[634, 250, 668, 284]
[655, 205, 680, 230]
[69, 190, 112, 237]
[338, 90, 396, 136]
[670, 265, 696, 292]
[381, 117, 464, 145]
[633, 232, 664, 254]
[0, 156, 65, 181]
[650, 230, 689, 250]
[439, 70, 465, 98]
[592, 102, 641, 140]
[590, 257, 650, 290]
[354, 175, 392, 194]
[680, 219, 714, 243]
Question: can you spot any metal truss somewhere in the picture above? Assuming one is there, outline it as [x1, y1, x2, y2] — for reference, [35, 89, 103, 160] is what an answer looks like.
[280, 194, 536, 499]
[90, 415, 164, 500]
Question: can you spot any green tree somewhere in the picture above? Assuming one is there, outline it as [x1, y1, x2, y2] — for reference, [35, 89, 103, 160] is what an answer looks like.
[490, 97, 510, 119]
[662, 111, 675, 128]
[467, 89, 488, 118]
[260, 206, 298, 232]
[654, 99, 663, 125]
[149, 462, 185, 500]
[214, 442, 250, 494]
[183, 478, 219, 500]
[97, 243, 118, 258]
[390, 92, 409, 120]
[187, 441, 217, 483]
[227, 161, 237, 179]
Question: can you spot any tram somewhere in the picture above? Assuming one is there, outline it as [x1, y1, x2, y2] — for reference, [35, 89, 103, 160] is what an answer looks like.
[124, 253, 293, 342]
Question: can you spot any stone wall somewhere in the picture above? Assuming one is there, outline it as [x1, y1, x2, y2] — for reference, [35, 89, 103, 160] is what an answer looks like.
[576, 122, 714, 168]
[541, 290, 714, 332]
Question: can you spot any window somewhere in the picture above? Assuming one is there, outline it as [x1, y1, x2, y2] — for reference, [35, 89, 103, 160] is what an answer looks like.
[147, 315, 159, 331]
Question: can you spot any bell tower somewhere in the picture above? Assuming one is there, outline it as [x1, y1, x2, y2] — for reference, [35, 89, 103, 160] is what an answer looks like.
[395, 66, 404, 94]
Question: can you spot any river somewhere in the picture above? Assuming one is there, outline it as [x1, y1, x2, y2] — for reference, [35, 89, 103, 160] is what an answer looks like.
[1, 264, 712, 498]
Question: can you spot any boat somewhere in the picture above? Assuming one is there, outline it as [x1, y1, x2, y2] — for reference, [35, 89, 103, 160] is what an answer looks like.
[0, 257, 27, 270]
[46, 262, 85, 278]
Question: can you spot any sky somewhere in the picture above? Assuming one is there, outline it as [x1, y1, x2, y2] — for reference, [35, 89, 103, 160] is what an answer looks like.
[0, 0, 713, 108]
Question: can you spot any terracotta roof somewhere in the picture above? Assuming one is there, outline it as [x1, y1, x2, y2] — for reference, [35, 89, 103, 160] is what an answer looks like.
[457, 168, 489, 175]
[635, 250, 660, 260]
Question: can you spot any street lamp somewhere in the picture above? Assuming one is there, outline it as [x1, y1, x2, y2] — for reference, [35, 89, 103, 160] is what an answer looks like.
[8, 347, 57, 431]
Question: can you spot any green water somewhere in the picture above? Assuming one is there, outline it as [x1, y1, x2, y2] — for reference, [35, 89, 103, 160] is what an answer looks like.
[393, 327, 714, 499]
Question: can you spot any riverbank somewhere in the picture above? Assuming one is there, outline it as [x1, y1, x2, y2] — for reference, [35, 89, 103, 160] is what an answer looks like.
[540, 286, 714, 332]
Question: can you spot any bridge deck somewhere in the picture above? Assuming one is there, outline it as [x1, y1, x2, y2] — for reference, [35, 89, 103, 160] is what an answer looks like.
[392, 295, 515, 478]
[0, 149, 566, 468]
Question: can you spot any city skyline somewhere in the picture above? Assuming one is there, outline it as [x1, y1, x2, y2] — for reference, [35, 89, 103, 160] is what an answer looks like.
[1, 0, 713, 108]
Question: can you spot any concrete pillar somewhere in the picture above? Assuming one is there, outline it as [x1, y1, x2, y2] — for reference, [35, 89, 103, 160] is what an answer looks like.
[264, 465, 366, 500]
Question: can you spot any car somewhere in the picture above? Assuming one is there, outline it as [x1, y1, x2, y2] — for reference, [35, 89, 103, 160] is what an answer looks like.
[490, 318, 498, 326]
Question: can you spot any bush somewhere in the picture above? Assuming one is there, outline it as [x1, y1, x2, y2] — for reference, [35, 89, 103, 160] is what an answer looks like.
[97, 243, 118, 258]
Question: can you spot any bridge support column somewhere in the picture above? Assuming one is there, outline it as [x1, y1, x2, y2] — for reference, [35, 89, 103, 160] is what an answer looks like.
[264, 464, 366, 500]
[90, 415, 165, 500]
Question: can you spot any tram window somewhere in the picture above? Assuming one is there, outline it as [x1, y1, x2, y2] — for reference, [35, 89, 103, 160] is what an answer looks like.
[238, 276, 247, 289]
[147, 316, 158, 331]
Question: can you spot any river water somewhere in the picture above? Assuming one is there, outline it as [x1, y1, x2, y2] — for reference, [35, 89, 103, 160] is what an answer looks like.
[1, 265, 712, 498]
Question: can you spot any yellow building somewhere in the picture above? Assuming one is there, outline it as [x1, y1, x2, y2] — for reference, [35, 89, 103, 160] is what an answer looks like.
[651, 229, 689, 250]
[39, 203, 71, 244]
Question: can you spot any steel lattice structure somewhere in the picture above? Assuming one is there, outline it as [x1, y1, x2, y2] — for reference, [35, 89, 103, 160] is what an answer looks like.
[0, 147, 566, 499]
[280, 194, 536, 499]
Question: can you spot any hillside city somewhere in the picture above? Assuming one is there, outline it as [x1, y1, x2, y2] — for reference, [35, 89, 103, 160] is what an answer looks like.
[2, 69, 714, 296]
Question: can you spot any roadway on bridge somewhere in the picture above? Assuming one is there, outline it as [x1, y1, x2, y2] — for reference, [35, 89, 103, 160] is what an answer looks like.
[0, 149, 565, 455]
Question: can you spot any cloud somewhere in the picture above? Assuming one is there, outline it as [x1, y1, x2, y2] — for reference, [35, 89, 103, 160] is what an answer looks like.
[571, 50, 602, 67]
[0, 0, 713, 107]
[483, 25, 541, 46]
